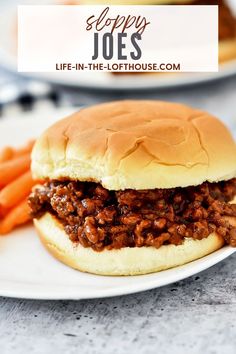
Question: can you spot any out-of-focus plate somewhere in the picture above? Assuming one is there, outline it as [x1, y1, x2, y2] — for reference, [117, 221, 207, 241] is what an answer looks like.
[0, 110, 235, 300]
[0, 1, 236, 90]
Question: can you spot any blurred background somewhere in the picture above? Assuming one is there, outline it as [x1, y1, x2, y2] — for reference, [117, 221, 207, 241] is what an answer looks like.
[0, 0, 236, 135]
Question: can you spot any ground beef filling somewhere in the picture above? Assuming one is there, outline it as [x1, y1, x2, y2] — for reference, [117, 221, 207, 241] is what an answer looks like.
[178, 0, 236, 41]
[28, 179, 236, 251]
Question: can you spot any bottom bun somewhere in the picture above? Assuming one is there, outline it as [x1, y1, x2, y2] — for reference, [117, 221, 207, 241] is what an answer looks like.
[34, 213, 225, 276]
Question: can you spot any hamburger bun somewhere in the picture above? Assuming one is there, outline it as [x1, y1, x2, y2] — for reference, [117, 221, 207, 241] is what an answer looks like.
[34, 212, 225, 276]
[31, 100, 236, 276]
[32, 100, 236, 190]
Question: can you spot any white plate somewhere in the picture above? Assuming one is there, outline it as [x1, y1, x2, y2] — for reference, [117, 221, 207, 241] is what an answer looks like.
[0, 109, 235, 300]
[1, 1, 236, 90]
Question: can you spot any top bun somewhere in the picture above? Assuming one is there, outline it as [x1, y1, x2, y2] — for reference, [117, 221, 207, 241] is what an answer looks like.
[31, 100, 236, 190]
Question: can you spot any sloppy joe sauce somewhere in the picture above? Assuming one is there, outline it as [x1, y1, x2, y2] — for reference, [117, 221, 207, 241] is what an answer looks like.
[29, 179, 236, 251]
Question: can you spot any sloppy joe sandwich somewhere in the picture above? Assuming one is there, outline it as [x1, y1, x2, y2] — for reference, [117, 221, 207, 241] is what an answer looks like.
[28, 100, 236, 275]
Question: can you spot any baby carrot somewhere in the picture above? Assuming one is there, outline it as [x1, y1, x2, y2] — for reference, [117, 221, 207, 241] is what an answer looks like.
[0, 147, 15, 163]
[0, 153, 31, 188]
[0, 199, 31, 235]
[0, 171, 36, 210]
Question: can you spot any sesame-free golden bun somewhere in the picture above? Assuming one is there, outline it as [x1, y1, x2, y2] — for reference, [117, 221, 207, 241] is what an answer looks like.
[31, 100, 236, 190]
[34, 212, 225, 276]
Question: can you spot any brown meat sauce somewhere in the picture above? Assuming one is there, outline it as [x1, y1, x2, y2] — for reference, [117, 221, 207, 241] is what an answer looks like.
[28, 179, 236, 251]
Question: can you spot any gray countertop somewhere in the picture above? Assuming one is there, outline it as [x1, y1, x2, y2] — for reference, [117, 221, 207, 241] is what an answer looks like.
[0, 68, 236, 354]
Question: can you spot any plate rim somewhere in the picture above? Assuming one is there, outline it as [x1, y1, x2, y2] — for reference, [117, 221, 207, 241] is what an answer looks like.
[0, 246, 234, 300]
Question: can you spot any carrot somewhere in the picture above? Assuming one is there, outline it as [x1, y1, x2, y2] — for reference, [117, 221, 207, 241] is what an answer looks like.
[0, 205, 10, 219]
[0, 171, 36, 210]
[0, 153, 31, 188]
[0, 140, 35, 163]
[0, 199, 31, 235]
[0, 147, 15, 163]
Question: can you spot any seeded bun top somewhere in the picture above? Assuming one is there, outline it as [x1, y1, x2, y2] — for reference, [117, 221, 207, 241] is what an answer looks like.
[31, 100, 236, 190]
